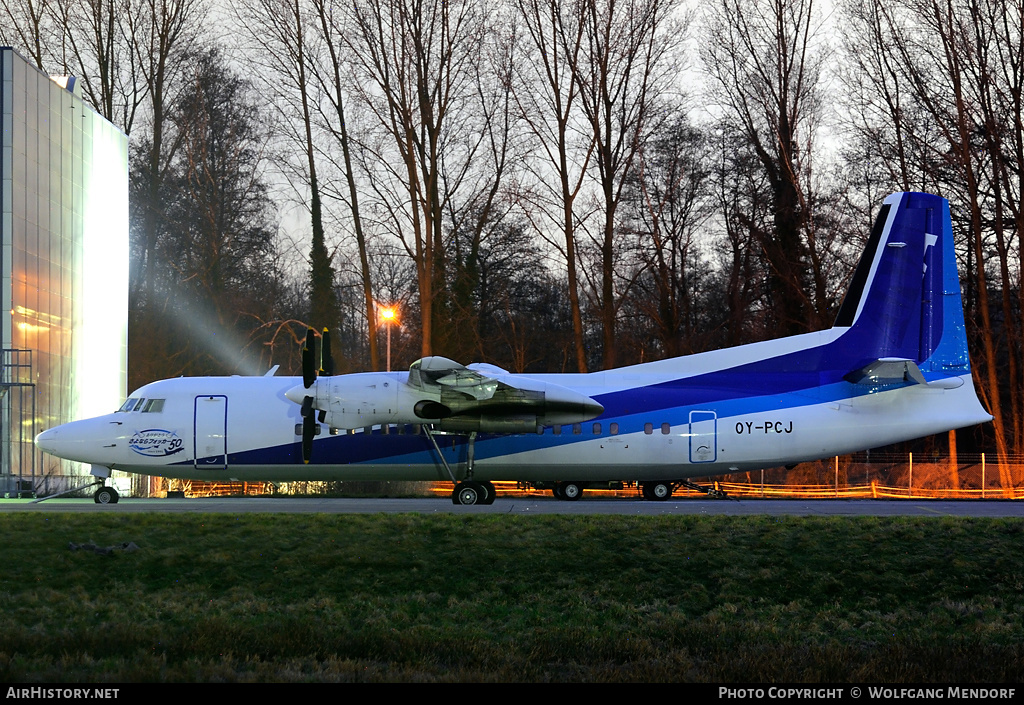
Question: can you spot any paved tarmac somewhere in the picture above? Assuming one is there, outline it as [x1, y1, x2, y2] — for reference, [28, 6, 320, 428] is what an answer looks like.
[1, 496, 1022, 516]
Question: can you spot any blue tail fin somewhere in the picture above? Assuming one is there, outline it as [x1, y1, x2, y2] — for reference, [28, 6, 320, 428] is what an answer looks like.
[833, 192, 970, 376]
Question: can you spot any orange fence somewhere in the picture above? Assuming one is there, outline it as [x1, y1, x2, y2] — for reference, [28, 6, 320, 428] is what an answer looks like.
[158, 453, 1024, 499]
[426, 479, 1024, 500]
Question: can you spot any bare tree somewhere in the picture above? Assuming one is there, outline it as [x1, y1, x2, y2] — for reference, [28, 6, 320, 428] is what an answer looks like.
[709, 124, 774, 346]
[0, 0, 54, 69]
[47, 0, 146, 131]
[129, 0, 208, 312]
[622, 114, 714, 358]
[570, 0, 685, 368]
[307, 0, 380, 369]
[701, 0, 827, 335]
[513, 0, 594, 371]
[231, 0, 341, 345]
[345, 0, 496, 357]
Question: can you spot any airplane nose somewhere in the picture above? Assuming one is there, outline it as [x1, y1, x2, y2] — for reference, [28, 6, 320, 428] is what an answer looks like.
[34, 417, 123, 464]
[35, 427, 59, 454]
[35, 425, 80, 459]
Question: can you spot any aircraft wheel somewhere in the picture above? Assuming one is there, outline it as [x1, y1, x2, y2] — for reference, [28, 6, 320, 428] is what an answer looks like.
[94, 487, 119, 505]
[559, 481, 583, 501]
[552, 484, 566, 500]
[642, 482, 671, 501]
[478, 481, 496, 505]
[452, 481, 483, 505]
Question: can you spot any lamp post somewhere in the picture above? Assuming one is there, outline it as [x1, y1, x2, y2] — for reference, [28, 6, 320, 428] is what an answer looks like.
[380, 306, 397, 372]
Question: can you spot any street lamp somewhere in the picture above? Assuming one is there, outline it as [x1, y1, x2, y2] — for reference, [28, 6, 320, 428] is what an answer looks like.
[379, 305, 397, 372]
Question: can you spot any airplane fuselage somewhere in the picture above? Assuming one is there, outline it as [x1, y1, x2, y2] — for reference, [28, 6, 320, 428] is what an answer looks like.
[36, 327, 988, 485]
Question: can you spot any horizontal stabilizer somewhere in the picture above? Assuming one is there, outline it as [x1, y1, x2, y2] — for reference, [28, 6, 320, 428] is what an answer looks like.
[845, 358, 927, 386]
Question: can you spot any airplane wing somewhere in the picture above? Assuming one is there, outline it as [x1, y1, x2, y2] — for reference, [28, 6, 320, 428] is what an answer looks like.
[406, 356, 602, 427]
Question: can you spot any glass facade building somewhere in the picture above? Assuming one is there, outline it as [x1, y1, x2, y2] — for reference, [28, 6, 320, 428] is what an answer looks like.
[0, 47, 128, 494]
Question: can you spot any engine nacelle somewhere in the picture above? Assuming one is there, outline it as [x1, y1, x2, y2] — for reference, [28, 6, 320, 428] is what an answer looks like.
[297, 367, 605, 433]
[315, 372, 427, 429]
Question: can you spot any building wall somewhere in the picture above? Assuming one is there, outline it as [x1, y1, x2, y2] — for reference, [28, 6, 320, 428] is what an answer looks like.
[0, 47, 127, 491]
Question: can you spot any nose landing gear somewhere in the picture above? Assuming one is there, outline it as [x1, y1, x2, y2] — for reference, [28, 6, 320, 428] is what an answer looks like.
[93, 486, 120, 504]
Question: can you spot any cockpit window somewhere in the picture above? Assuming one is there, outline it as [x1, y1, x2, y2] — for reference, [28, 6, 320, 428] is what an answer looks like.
[117, 398, 144, 412]
[141, 399, 165, 413]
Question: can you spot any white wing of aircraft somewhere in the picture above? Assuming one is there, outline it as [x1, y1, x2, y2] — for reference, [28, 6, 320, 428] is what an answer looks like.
[36, 192, 992, 504]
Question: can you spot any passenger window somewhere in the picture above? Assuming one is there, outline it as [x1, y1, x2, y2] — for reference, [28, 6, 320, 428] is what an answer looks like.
[662, 422, 671, 435]
[644, 422, 653, 435]
[573, 424, 582, 435]
[553, 425, 561, 436]
[592, 422, 601, 435]
[610, 423, 619, 435]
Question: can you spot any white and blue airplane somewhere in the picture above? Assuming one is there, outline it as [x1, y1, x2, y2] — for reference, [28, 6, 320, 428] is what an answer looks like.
[36, 192, 992, 504]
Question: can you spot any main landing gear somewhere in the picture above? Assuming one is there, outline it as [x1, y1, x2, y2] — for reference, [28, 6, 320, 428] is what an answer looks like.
[422, 425, 496, 506]
[452, 480, 496, 505]
[640, 481, 673, 501]
[552, 481, 584, 501]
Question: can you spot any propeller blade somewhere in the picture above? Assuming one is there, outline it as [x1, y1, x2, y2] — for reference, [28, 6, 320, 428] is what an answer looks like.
[301, 396, 315, 463]
[302, 417, 315, 464]
[320, 328, 334, 376]
[301, 327, 316, 389]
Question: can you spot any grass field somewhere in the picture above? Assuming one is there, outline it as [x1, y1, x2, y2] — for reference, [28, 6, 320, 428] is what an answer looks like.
[0, 512, 1021, 682]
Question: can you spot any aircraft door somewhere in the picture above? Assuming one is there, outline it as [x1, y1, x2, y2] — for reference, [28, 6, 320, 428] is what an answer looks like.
[689, 410, 717, 463]
[194, 395, 228, 469]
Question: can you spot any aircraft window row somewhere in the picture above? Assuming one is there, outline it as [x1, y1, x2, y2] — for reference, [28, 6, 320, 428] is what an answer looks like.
[297, 424, 426, 437]
[295, 422, 677, 438]
[116, 398, 165, 413]
[536, 422, 672, 436]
